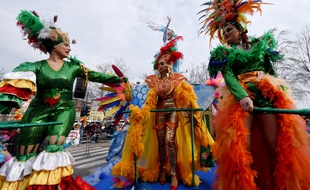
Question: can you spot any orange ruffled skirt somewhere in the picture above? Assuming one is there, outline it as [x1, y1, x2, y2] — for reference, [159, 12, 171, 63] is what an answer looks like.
[213, 74, 310, 190]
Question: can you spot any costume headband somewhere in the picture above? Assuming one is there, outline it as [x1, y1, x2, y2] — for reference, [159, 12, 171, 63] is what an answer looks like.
[198, 0, 270, 44]
[153, 36, 183, 70]
[16, 10, 76, 54]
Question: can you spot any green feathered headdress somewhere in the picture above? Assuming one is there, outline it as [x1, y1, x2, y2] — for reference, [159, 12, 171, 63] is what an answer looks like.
[16, 10, 73, 54]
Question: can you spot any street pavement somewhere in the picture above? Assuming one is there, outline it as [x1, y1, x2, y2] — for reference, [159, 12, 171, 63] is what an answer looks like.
[66, 140, 111, 178]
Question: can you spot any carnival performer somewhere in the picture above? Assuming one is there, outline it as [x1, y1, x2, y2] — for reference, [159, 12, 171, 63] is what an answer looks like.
[147, 16, 180, 73]
[199, 0, 310, 189]
[147, 16, 176, 46]
[0, 10, 127, 190]
[111, 36, 214, 190]
[162, 16, 174, 45]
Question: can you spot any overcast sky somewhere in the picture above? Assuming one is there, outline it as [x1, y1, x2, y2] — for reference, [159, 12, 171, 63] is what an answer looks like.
[0, 0, 309, 84]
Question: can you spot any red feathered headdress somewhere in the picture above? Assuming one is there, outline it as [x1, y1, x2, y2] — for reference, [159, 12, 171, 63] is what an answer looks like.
[153, 36, 183, 70]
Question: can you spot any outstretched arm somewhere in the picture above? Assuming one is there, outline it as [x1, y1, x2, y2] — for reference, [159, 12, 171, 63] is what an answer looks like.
[163, 16, 171, 44]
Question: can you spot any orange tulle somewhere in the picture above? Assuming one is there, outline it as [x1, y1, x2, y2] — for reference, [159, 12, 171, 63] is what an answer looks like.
[213, 75, 310, 190]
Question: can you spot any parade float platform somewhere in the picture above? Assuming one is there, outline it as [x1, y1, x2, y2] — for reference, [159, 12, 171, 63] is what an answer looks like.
[92, 167, 216, 190]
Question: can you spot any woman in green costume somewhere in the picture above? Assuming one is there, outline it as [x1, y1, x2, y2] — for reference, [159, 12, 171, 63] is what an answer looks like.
[199, 0, 310, 190]
[0, 10, 127, 190]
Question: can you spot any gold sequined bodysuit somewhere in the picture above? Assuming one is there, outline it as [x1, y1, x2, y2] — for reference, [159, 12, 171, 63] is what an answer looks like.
[145, 73, 186, 176]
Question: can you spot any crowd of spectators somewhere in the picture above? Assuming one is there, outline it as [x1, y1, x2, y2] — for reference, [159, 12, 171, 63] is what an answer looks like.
[2, 128, 20, 155]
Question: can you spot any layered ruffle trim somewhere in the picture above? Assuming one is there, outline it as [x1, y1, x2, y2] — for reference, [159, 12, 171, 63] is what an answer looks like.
[0, 84, 32, 100]
[0, 151, 74, 182]
[0, 93, 24, 109]
[0, 71, 36, 111]
[0, 75, 36, 110]
[0, 175, 31, 190]
[2, 71, 36, 86]
[0, 151, 75, 189]
[28, 166, 73, 185]
[0, 166, 74, 190]
[0, 79, 36, 94]
[32, 150, 75, 171]
[0, 156, 35, 181]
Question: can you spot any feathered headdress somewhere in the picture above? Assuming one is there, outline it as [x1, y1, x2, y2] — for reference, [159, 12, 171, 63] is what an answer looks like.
[16, 10, 74, 54]
[153, 36, 183, 70]
[198, 0, 270, 44]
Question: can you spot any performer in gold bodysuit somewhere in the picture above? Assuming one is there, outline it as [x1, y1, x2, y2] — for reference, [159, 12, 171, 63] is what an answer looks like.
[112, 36, 214, 190]
[145, 53, 186, 189]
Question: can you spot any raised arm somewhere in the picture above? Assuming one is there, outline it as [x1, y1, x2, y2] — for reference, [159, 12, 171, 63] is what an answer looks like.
[163, 16, 171, 44]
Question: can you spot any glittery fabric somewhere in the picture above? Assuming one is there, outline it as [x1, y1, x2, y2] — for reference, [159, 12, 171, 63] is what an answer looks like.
[146, 73, 184, 176]
[0, 59, 121, 188]
[156, 97, 178, 175]
[13, 60, 120, 151]
[156, 122, 178, 176]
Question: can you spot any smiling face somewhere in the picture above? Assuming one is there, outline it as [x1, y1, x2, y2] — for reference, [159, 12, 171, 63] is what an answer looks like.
[53, 41, 71, 58]
[223, 24, 241, 45]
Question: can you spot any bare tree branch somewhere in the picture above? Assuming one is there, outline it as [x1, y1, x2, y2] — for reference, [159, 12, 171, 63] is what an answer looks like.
[187, 62, 209, 84]
[274, 25, 310, 105]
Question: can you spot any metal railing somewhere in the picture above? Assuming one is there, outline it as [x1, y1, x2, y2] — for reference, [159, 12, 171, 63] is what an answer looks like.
[0, 121, 64, 158]
[125, 108, 203, 188]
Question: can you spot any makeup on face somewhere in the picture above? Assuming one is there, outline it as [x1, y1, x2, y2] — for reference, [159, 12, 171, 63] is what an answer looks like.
[158, 61, 167, 72]
[223, 24, 241, 45]
[53, 41, 71, 57]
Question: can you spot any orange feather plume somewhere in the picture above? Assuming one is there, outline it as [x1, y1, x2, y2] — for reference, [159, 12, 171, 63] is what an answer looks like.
[198, 0, 271, 44]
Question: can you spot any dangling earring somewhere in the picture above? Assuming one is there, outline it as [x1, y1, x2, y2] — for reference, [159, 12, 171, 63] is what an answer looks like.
[157, 71, 161, 78]
[167, 65, 173, 78]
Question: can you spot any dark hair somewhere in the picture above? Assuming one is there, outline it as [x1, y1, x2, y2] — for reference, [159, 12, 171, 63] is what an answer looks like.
[43, 39, 56, 53]
[241, 30, 249, 49]
[42, 37, 64, 53]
